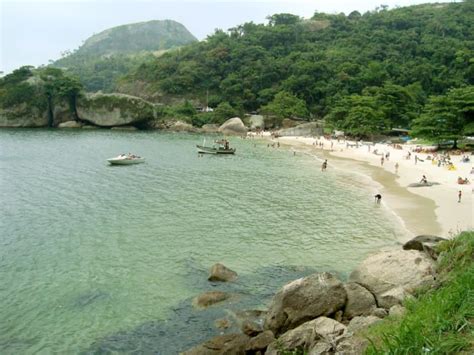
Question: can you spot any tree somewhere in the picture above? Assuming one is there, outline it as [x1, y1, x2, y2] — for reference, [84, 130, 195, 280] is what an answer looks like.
[261, 91, 309, 122]
[213, 102, 238, 124]
[411, 86, 474, 148]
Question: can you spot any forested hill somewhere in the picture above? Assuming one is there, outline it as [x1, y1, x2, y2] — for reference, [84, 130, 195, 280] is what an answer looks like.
[120, 1, 473, 133]
[53, 20, 197, 92]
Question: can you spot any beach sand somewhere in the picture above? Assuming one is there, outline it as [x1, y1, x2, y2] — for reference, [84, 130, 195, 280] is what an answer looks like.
[251, 133, 473, 239]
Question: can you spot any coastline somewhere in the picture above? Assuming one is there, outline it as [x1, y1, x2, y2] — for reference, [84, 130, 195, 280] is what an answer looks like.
[253, 133, 472, 239]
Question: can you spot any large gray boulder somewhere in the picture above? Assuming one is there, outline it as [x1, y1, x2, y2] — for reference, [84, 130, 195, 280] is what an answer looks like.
[277, 122, 324, 137]
[343, 282, 377, 319]
[181, 333, 250, 355]
[77, 93, 155, 127]
[265, 272, 347, 336]
[266, 317, 346, 354]
[218, 117, 247, 135]
[349, 249, 436, 309]
[208, 263, 238, 282]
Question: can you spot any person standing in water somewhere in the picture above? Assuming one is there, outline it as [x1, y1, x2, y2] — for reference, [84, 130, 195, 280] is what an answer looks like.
[395, 162, 399, 174]
[321, 159, 328, 171]
[374, 194, 382, 204]
[458, 190, 462, 203]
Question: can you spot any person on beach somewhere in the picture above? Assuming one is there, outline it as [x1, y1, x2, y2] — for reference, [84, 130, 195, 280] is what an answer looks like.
[415, 155, 418, 164]
[395, 162, 399, 174]
[386, 152, 390, 161]
[374, 194, 382, 204]
[458, 190, 462, 203]
[420, 175, 428, 184]
[321, 159, 328, 171]
[381, 156, 385, 166]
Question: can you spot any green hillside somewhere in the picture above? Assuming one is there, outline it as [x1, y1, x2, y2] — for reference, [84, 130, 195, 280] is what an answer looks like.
[53, 20, 197, 92]
[119, 2, 473, 134]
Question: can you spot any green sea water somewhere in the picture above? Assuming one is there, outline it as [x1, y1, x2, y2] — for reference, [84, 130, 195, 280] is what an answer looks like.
[0, 129, 408, 353]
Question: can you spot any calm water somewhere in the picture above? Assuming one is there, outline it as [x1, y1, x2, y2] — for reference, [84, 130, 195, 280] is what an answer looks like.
[0, 129, 408, 353]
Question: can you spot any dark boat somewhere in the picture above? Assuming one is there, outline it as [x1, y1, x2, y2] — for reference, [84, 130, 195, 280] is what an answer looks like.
[196, 139, 236, 154]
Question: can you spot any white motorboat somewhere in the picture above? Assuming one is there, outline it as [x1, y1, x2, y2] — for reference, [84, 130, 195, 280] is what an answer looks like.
[107, 154, 145, 165]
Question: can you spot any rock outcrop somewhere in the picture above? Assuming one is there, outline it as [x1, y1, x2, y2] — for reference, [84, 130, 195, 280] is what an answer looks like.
[181, 333, 250, 355]
[403, 235, 446, 260]
[349, 249, 436, 308]
[265, 272, 347, 336]
[266, 317, 346, 354]
[77, 93, 155, 127]
[343, 282, 377, 319]
[277, 122, 324, 137]
[201, 123, 220, 133]
[218, 117, 247, 135]
[0, 103, 49, 127]
[208, 263, 238, 282]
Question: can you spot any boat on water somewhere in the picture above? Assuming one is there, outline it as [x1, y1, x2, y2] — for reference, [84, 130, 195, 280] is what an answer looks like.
[196, 139, 236, 155]
[107, 154, 145, 165]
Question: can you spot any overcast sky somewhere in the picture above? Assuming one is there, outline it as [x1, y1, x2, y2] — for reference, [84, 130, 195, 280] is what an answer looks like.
[1, 0, 448, 73]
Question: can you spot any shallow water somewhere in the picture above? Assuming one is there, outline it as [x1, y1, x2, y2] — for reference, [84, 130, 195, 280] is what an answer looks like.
[0, 129, 408, 353]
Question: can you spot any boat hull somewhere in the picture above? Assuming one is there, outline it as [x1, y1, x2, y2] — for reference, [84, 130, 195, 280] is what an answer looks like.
[107, 158, 145, 165]
[196, 145, 236, 154]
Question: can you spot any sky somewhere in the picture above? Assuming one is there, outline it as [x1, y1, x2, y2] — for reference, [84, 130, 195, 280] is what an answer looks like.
[0, 0, 451, 74]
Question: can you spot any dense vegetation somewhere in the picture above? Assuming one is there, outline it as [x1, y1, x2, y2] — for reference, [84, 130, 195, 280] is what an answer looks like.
[0, 66, 83, 125]
[53, 20, 197, 92]
[122, 1, 473, 137]
[366, 231, 474, 354]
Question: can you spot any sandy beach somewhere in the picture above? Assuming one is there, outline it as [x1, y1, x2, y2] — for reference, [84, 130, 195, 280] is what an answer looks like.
[251, 133, 473, 239]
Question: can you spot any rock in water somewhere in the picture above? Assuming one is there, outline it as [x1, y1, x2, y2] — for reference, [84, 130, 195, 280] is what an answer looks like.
[218, 117, 248, 135]
[181, 333, 250, 355]
[192, 291, 231, 308]
[349, 249, 436, 309]
[208, 263, 238, 282]
[264, 272, 346, 336]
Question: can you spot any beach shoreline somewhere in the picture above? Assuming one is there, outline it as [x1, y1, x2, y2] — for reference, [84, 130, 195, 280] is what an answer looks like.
[251, 133, 473, 239]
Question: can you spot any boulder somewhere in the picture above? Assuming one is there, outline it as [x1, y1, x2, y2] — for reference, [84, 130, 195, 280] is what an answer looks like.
[349, 249, 436, 308]
[192, 291, 231, 308]
[77, 93, 155, 127]
[248, 115, 265, 130]
[218, 117, 247, 135]
[201, 124, 220, 133]
[208, 263, 238, 282]
[245, 330, 275, 353]
[370, 307, 388, 319]
[265, 272, 346, 336]
[241, 319, 263, 336]
[343, 282, 377, 319]
[346, 316, 382, 334]
[58, 120, 82, 128]
[166, 120, 197, 132]
[181, 333, 250, 355]
[266, 317, 346, 354]
[335, 336, 369, 354]
[403, 235, 447, 260]
[309, 341, 333, 355]
[277, 122, 324, 137]
[389, 305, 406, 318]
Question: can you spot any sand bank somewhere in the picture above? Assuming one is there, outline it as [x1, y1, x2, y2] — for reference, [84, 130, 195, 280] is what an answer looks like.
[251, 133, 473, 238]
